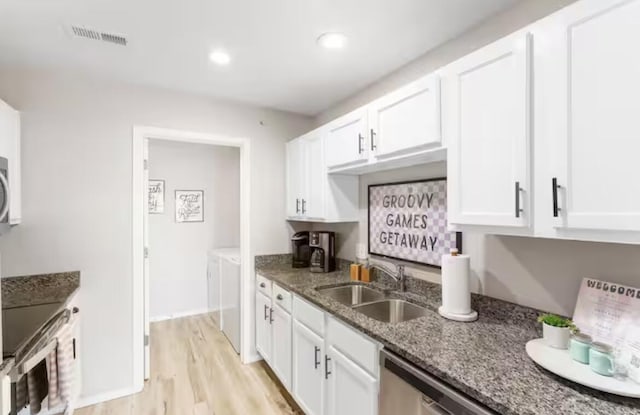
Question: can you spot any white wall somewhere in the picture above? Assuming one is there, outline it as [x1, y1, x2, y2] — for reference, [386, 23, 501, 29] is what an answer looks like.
[309, 0, 640, 318]
[316, 0, 579, 124]
[148, 140, 239, 320]
[0, 67, 312, 401]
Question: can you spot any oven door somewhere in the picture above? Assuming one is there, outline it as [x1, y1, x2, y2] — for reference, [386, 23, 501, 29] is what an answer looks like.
[380, 350, 496, 415]
[0, 157, 10, 234]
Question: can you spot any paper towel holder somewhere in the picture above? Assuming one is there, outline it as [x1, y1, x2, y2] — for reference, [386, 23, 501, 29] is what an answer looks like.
[438, 306, 478, 322]
[438, 248, 478, 322]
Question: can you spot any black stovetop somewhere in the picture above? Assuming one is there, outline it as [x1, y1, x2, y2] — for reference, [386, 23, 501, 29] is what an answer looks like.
[2, 302, 63, 358]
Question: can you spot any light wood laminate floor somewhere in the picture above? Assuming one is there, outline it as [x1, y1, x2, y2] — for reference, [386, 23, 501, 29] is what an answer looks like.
[76, 314, 302, 415]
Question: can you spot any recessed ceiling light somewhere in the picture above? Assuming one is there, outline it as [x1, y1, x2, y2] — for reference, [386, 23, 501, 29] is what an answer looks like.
[209, 49, 231, 66]
[317, 32, 347, 50]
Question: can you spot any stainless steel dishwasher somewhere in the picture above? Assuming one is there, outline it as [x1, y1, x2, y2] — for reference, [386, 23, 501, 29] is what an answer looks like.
[379, 349, 497, 415]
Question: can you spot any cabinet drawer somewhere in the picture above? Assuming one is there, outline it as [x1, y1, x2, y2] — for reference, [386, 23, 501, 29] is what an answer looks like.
[256, 274, 272, 296]
[293, 295, 325, 336]
[272, 284, 292, 313]
[327, 317, 379, 376]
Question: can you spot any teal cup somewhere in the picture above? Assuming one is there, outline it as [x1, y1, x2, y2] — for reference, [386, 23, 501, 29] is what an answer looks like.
[589, 342, 615, 377]
[569, 333, 592, 364]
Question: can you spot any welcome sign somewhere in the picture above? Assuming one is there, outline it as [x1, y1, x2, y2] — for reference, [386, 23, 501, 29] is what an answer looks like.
[368, 178, 460, 267]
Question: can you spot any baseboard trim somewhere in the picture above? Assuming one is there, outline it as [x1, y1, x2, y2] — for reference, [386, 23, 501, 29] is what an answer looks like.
[76, 386, 139, 408]
[150, 308, 212, 322]
[245, 352, 262, 364]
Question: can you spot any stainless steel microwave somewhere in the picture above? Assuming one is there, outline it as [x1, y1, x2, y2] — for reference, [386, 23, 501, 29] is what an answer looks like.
[0, 157, 10, 234]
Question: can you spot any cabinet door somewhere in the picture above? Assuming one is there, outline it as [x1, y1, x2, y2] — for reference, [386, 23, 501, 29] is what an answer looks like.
[255, 292, 272, 364]
[292, 321, 324, 415]
[541, 0, 640, 233]
[286, 139, 303, 218]
[369, 74, 441, 158]
[325, 108, 368, 169]
[326, 346, 378, 415]
[302, 132, 325, 220]
[444, 32, 531, 228]
[271, 304, 292, 390]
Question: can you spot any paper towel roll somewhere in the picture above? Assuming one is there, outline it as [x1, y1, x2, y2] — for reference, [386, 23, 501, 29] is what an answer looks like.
[441, 252, 472, 315]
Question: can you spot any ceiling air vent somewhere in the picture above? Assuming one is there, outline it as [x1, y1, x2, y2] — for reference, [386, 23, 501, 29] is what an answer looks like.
[69, 25, 128, 46]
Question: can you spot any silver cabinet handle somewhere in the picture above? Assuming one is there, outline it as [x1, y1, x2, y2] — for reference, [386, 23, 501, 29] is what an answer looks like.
[314, 346, 320, 369]
[325, 355, 332, 379]
[301, 199, 306, 215]
[276, 294, 284, 300]
[269, 307, 274, 324]
[263, 304, 269, 320]
[358, 133, 364, 154]
[295, 198, 300, 214]
[370, 129, 376, 151]
[552, 177, 561, 217]
[515, 181, 523, 218]
[0, 172, 9, 223]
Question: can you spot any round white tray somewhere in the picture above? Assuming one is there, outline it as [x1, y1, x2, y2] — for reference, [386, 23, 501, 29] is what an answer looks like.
[526, 338, 640, 398]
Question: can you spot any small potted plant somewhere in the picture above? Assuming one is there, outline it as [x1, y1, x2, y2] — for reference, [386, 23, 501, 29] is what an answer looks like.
[537, 314, 576, 349]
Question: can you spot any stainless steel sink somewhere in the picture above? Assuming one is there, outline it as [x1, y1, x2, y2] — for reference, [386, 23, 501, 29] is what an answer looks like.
[353, 299, 428, 323]
[317, 284, 386, 306]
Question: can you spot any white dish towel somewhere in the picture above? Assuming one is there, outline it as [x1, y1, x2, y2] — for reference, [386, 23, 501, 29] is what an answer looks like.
[56, 318, 77, 408]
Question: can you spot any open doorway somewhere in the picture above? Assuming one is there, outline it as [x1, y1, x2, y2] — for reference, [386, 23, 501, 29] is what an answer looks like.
[146, 140, 240, 324]
[132, 126, 252, 389]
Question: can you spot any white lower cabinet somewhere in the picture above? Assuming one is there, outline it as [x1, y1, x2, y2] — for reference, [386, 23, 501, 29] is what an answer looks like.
[255, 278, 293, 390]
[325, 345, 379, 415]
[256, 283, 381, 414]
[271, 303, 292, 389]
[292, 296, 380, 415]
[292, 321, 325, 415]
[255, 291, 272, 364]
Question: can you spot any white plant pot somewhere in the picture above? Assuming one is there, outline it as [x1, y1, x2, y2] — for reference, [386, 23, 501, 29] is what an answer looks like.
[542, 323, 570, 349]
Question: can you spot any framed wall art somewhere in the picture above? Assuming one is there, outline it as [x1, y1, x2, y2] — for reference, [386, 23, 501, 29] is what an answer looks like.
[175, 190, 204, 223]
[148, 180, 165, 214]
[368, 178, 461, 267]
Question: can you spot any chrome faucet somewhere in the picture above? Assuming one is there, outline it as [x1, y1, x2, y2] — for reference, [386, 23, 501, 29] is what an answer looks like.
[370, 262, 406, 292]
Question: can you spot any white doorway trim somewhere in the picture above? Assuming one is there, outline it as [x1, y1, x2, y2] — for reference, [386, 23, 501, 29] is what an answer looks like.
[132, 125, 252, 391]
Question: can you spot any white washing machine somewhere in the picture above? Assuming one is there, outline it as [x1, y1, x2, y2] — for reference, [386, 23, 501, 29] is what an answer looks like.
[207, 248, 240, 353]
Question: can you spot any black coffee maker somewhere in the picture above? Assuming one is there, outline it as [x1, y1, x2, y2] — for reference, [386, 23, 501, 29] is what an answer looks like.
[291, 231, 310, 268]
[310, 231, 336, 273]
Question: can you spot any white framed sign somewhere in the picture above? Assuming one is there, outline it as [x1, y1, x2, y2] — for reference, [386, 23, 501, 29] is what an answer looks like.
[175, 190, 204, 223]
[573, 278, 640, 382]
[148, 180, 165, 214]
[368, 178, 461, 267]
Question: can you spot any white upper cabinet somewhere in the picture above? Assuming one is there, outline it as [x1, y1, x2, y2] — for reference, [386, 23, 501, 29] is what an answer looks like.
[325, 77, 446, 175]
[443, 32, 532, 228]
[286, 128, 359, 223]
[285, 139, 304, 218]
[302, 133, 326, 220]
[535, 0, 640, 241]
[325, 107, 369, 169]
[0, 99, 20, 225]
[368, 73, 441, 159]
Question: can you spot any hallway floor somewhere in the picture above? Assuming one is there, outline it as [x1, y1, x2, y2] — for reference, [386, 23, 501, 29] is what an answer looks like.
[76, 313, 302, 415]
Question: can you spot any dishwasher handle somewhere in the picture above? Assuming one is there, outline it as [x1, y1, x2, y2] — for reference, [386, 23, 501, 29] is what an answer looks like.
[381, 349, 497, 415]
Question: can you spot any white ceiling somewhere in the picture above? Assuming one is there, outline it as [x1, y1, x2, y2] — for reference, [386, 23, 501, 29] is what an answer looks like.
[0, 0, 521, 115]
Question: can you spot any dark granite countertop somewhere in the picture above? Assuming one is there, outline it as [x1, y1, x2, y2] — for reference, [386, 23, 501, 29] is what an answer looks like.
[2, 271, 80, 376]
[255, 255, 640, 415]
[2, 271, 80, 309]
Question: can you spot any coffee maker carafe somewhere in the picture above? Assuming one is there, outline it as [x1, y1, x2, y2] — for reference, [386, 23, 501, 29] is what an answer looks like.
[291, 231, 310, 268]
[309, 231, 335, 273]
